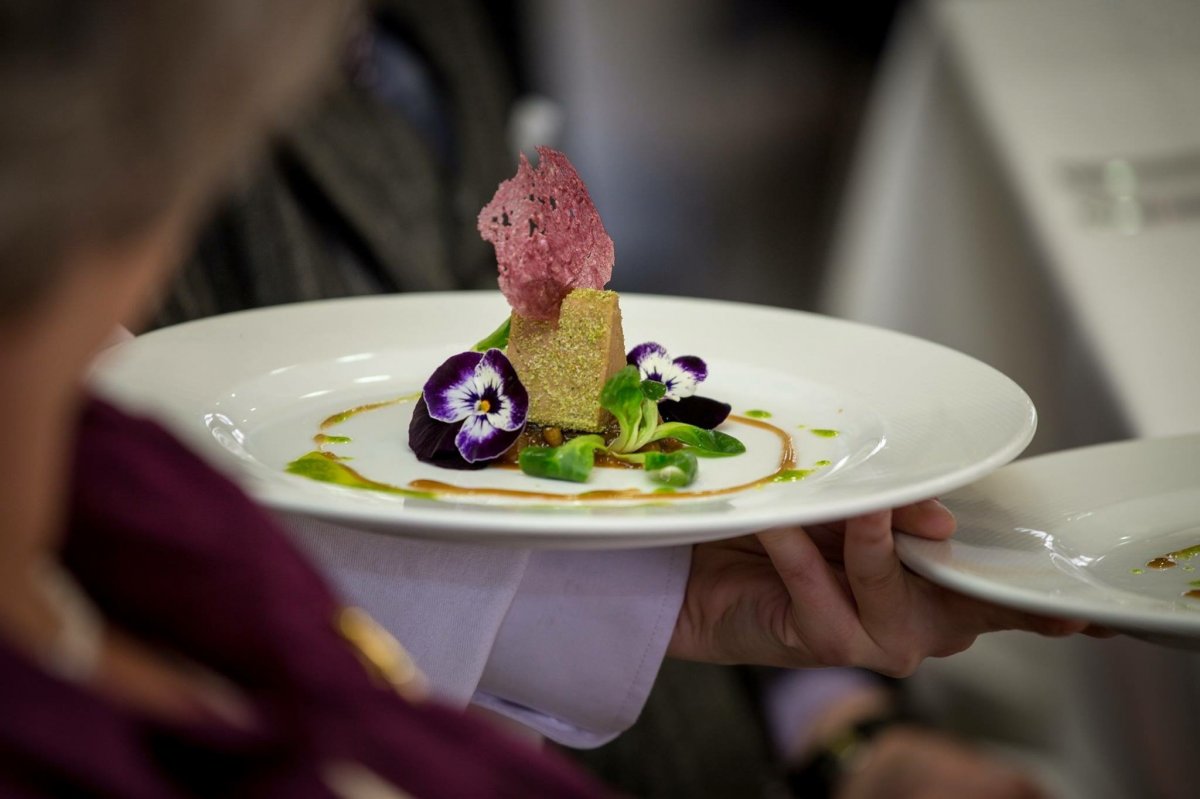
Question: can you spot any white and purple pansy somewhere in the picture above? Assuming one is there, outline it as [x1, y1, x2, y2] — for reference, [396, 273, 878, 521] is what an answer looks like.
[627, 342, 730, 430]
[415, 348, 528, 464]
[627, 342, 707, 402]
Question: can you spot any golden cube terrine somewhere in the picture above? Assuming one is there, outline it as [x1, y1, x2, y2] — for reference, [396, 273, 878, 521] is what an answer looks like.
[506, 288, 626, 432]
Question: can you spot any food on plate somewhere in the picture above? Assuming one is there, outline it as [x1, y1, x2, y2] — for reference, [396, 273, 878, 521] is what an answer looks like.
[507, 287, 625, 432]
[405, 147, 744, 488]
[478, 146, 614, 321]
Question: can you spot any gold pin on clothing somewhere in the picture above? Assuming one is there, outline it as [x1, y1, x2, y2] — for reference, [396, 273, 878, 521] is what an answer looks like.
[336, 607, 428, 701]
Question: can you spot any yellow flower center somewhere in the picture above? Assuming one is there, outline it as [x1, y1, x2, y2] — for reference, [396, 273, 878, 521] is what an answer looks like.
[477, 399, 491, 413]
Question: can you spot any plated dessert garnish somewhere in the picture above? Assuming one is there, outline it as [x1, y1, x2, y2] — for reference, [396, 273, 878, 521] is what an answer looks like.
[408, 147, 744, 489]
[273, 151, 851, 506]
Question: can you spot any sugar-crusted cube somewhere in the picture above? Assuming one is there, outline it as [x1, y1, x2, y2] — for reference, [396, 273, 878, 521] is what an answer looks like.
[506, 288, 625, 432]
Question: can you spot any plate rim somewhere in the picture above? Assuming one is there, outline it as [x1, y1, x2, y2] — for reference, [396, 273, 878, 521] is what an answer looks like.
[898, 432, 1200, 635]
[93, 292, 1038, 548]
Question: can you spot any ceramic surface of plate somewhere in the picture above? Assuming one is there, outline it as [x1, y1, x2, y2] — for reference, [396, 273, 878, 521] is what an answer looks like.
[92, 293, 1036, 548]
[898, 433, 1200, 646]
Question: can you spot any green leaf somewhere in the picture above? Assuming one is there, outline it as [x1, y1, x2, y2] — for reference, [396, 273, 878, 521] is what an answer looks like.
[629, 397, 663, 451]
[601, 366, 658, 453]
[471, 317, 512, 352]
[652, 422, 745, 456]
[644, 451, 698, 487]
[640, 379, 667, 401]
[518, 435, 606, 483]
[601, 366, 644, 421]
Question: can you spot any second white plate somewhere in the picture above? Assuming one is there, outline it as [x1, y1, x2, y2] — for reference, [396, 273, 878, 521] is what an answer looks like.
[898, 433, 1200, 646]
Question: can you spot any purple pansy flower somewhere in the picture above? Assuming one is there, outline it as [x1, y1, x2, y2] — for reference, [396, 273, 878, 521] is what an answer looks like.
[627, 342, 707, 402]
[627, 342, 730, 430]
[420, 348, 528, 463]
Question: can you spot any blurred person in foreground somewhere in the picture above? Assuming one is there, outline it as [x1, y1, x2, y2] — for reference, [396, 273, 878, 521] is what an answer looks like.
[0, 1, 1085, 796]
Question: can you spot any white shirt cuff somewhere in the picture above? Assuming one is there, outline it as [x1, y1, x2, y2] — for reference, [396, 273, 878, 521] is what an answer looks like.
[279, 513, 530, 705]
[473, 546, 692, 748]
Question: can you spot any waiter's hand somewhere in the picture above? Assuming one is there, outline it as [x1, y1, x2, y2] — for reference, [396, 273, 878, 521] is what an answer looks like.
[668, 501, 1084, 673]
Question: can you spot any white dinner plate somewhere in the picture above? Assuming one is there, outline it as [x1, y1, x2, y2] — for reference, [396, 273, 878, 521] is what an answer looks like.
[92, 292, 1035, 548]
[898, 434, 1200, 647]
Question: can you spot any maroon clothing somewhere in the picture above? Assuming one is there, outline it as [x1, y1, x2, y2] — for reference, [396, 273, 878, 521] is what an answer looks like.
[0, 399, 610, 798]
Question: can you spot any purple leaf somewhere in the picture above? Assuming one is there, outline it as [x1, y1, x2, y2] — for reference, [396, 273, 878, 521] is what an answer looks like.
[659, 395, 731, 430]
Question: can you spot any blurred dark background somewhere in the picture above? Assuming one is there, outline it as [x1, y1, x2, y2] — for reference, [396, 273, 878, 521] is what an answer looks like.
[162, 0, 911, 326]
[493, 0, 908, 309]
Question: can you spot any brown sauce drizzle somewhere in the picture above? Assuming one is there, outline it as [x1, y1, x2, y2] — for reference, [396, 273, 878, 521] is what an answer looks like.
[594, 452, 644, 470]
[1144, 543, 1200, 570]
[1128, 544, 1200, 600]
[320, 396, 415, 431]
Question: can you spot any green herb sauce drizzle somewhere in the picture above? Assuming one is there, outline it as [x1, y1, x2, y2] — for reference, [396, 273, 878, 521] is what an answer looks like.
[286, 451, 434, 500]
